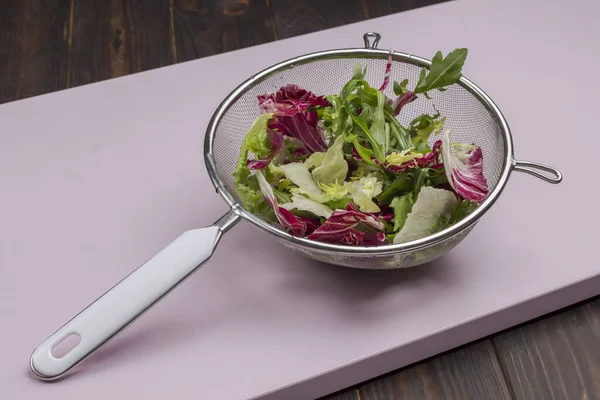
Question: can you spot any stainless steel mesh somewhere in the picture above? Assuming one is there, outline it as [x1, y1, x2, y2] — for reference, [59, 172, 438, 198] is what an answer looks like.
[277, 224, 475, 269]
[207, 50, 511, 269]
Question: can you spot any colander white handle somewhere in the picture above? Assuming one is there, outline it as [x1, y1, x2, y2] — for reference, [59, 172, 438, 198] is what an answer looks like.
[30, 209, 240, 380]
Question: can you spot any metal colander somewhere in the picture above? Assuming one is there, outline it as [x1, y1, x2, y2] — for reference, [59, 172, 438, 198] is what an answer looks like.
[205, 32, 562, 269]
[30, 32, 564, 382]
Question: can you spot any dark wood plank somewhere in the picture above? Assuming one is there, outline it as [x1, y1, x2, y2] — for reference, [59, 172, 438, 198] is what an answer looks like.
[128, 0, 174, 71]
[69, 0, 174, 89]
[493, 297, 600, 400]
[68, 0, 131, 87]
[171, 0, 277, 63]
[321, 389, 361, 400]
[269, 0, 366, 39]
[355, 340, 511, 400]
[361, 0, 452, 19]
[0, 0, 71, 104]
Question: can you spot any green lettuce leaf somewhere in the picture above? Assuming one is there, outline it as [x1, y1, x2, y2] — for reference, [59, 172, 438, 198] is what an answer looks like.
[353, 62, 367, 80]
[319, 181, 351, 198]
[280, 194, 334, 219]
[319, 182, 352, 209]
[390, 193, 414, 232]
[305, 152, 326, 170]
[278, 162, 322, 196]
[385, 149, 426, 167]
[414, 48, 468, 98]
[311, 135, 349, 185]
[233, 113, 274, 185]
[236, 175, 276, 222]
[393, 186, 458, 244]
[409, 112, 446, 147]
[349, 173, 384, 213]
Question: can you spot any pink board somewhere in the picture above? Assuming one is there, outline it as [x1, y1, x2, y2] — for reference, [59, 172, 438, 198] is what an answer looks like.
[1, 0, 598, 398]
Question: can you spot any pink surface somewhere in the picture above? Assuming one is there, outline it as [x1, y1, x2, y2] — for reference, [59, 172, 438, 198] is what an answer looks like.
[1, 0, 599, 399]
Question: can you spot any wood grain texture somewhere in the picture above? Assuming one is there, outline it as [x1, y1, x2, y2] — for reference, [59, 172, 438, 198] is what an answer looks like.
[69, 0, 174, 88]
[269, 0, 366, 39]
[356, 340, 512, 400]
[171, 0, 277, 63]
[361, 0, 452, 18]
[493, 298, 600, 400]
[0, 0, 71, 104]
[320, 388, 361, 400]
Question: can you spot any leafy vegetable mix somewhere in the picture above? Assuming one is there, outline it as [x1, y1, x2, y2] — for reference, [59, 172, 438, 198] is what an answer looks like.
[233, 48, 489, 246]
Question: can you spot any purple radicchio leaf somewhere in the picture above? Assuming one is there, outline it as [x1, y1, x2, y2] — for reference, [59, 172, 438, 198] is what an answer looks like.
[247, 129, 285, 170]
[297, 215, 321, 236]
[257, 84, 330, 115]
[441, 130, 489, 203]
[307, 203, 386, 246]
[390, 91, 418, 116]
[258, 85, 330, 153]
[375, 204, 395, 222]
[379, 51, 393, 91]
[255, 171, 307, 237]
[270, 114, 327, 153]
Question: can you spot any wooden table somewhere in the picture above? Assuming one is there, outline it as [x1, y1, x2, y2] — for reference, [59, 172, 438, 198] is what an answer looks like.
[2, 1, 599, 399]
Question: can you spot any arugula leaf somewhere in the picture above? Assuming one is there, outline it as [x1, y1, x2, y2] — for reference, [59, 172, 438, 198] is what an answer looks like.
[442, 199, 479, 228]
[370, 91, 387, 149]
[322, 95, 348, 136]
[376, 167, 448, 204]
[384, 109, 412, 150]
[393, 79, 409, 96]
[412, 167, 448, 197]
[414, 48, 468, 97]
[277, 178, 296, 192]
[376, 172, 414, 204]
[341, 78, 361, 101]
[390, 193, 414, 232]
[273, 187, 292, 204]
[347, 107, 385, 162]
[357, 86, 379, 107]
[346, 134, 377, 166]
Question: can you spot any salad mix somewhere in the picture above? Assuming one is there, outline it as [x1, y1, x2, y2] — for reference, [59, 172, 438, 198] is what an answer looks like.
[233, 48, 489, 246]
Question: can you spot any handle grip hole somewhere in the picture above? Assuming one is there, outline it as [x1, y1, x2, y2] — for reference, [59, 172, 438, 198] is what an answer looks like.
[51, 333, 81, 359]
